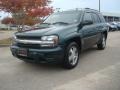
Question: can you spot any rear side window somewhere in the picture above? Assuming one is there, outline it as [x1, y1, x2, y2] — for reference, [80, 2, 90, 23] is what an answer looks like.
[83, 12, 93, 22]
[92, 13, 101, 23]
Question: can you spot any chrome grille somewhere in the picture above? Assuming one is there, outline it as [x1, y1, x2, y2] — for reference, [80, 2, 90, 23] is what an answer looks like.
[17, 43, 41, 49]
[16, 36, 41, 40]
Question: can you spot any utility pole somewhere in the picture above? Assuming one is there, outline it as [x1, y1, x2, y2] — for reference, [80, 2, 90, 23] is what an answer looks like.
[99, 0, 101, 12]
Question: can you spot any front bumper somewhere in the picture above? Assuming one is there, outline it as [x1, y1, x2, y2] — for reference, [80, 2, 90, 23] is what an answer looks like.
[10, 45, 65, 63]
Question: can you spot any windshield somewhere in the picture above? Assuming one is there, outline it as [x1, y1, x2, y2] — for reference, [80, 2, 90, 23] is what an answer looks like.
[43, 11, 81, 24]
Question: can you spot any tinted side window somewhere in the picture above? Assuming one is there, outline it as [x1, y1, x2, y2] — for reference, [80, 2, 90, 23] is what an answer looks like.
[92, 13, 100, 23]
[83, 12, 93, 22]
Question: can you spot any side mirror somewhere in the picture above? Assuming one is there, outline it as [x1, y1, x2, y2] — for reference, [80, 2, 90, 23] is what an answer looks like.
[81, 20, 93, 26]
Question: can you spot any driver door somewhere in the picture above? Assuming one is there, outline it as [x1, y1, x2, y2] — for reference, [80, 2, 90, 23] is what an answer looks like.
[81, 12, 97, 49]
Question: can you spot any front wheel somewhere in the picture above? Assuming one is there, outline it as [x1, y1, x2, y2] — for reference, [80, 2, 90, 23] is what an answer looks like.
[97, 34, 106, 50]
[63, 42, 80, 69]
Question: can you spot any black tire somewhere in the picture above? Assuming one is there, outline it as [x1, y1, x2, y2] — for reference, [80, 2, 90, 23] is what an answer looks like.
[97, 34, 106, 50]
[63, 42, 80, 69]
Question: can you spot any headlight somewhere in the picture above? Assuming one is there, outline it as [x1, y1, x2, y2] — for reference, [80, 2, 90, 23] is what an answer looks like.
[13, 35, 17, 40]
[12, 35, 17, 45]
[41, 35, 59, 47]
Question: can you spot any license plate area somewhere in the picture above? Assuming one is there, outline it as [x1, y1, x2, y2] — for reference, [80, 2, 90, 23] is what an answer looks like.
[18, 48, 28, 57]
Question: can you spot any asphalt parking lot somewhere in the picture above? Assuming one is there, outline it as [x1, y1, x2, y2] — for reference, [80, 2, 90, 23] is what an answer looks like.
[0, 31, 120, 90]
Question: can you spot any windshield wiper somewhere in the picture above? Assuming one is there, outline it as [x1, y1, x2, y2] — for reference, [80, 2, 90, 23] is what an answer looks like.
[41, 23, 51, 25]
[52, 22, 69, 25]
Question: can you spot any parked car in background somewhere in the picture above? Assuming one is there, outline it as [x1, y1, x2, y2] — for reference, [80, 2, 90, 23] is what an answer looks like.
[107, 22, 118, 31]
[10, 8, 108, 69]
[10, 25, 18, 30]
[0, 24, 8, 30]
[23, 25, 31, 30]
[17, 25, 31, 31]
[0, 24, 17, 30]
[116, 22, 120, 30]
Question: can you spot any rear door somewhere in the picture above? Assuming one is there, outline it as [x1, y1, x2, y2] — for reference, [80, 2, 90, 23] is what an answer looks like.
[91, 12, 102, 43]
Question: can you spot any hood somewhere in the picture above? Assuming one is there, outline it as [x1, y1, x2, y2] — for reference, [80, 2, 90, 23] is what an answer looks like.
[16, 24, 78, 37]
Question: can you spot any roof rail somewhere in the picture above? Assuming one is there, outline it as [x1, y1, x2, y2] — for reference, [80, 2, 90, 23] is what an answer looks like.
[57, 8, 99, 12]
[85, 8, 90, 9]
[85, 8, 99, 12]
[64, 8, 82, 11]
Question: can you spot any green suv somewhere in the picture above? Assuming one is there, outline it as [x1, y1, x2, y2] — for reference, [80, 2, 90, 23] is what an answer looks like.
[10, 8, 108, 69]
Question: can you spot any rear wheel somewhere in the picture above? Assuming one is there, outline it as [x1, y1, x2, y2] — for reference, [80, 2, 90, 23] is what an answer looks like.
[97, 34, 106, 50]
[63, 42, 80, 69]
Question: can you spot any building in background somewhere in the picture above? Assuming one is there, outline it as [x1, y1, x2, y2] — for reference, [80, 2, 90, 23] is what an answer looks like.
[102, 12, 120, 22]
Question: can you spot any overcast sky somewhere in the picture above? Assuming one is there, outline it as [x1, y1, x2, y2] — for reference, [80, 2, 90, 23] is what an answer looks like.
[0, 0, 120, 19]
[51, 0, 120, 12]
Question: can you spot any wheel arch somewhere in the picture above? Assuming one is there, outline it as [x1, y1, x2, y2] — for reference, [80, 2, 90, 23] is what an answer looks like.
[103, 31, 108, 39]
[65, 36, 82, 50]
